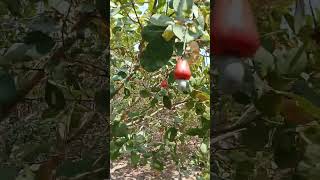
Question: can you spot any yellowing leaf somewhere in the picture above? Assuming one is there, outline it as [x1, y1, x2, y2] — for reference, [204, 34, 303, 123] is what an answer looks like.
[276, 91, 320, 120]
[194, 90, 210, 102]
[162, 25, 175, 41]
[190, 41, 200, 54]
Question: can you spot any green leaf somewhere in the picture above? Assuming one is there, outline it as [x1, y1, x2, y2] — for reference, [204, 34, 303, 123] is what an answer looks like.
[283, 13, 295, 36]
[157, 0, 167, 9]
[130, 152, 140, 166]
[151, 86, 161, 92]
[195, 102, 205, 115]
[150, 14, 173, 26]
[273, 46, 307, 76]
[253, 47, 275, 78]
[289, 43, 308, 72]
[141, 25, 167, 42]
[139, 89, 151, 98]
[174, 42, 184, 56]
[200, 116, 210, 130]
[2, 0, 21, 17]
[1, 43, 33, 64]
[294, 0, 305, 34]
[117, 71, 127, 79]
[24, 31, 55, 54]
[148, 0, 156, 13]
[165, 127, 178, 142]
[110, 83, 116, 97]
[169, 0, 174, 9]
[112, 121, 129, 138]
[172, 24, 201, 43]
[0, 71, 17, 105]
[186, 128, 205, 137]
[29, 15, 60, 34]
[261, 37, 275, 52]
[45, 81, 66, 110]
[163, 95, 172, 109]
[185, 100, 195, 110]
[151, 158, 164, 171]
[124, 88, 130, 97]
[140, 38, 174, 72]
[173, 0, 193, 16]
[48, 0, 70, 15]
[150, 97, 158, 107]
[110, 141, 121, 160]
[128, 111, 140, 119]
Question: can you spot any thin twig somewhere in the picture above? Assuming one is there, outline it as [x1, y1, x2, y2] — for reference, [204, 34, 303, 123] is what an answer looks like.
[130, 0, 143, 29]
[212, 128, 246, 144]
[152, 0, 158, 15]
[73, 60, 107, 73]
[61, 0, 73, 50]
[308, 0, 318, 28]
[212, 105, 260, 137]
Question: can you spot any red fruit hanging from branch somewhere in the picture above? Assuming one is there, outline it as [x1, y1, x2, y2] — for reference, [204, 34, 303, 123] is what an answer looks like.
[174, 57, 191, 91]
[212, 0, 260, 57]
[174, 57, 191, 80]
[160, 80, 168, 88]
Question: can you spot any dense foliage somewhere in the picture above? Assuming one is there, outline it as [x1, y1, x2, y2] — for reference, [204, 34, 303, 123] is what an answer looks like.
[110, 0, 210, 178]
[212, 0, 320, 179]
[0, 0, 108, 179]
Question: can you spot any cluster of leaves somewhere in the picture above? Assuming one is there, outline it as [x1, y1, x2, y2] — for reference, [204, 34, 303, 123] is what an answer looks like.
[110, 0, 210, 178]
[0, 0, 108, 179]
[213, 0, 320, 179]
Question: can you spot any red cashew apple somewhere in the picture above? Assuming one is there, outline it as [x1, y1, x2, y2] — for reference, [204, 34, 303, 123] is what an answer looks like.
[160, 80, 168, 88]
[212, 0, 260, 57]
[174, 58, 191, 80]
[174, 58, 191, 91]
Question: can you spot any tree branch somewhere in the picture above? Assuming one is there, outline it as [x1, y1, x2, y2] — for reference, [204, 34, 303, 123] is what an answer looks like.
[211, 105, 260, 143]
[130, 0, 143, 29]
